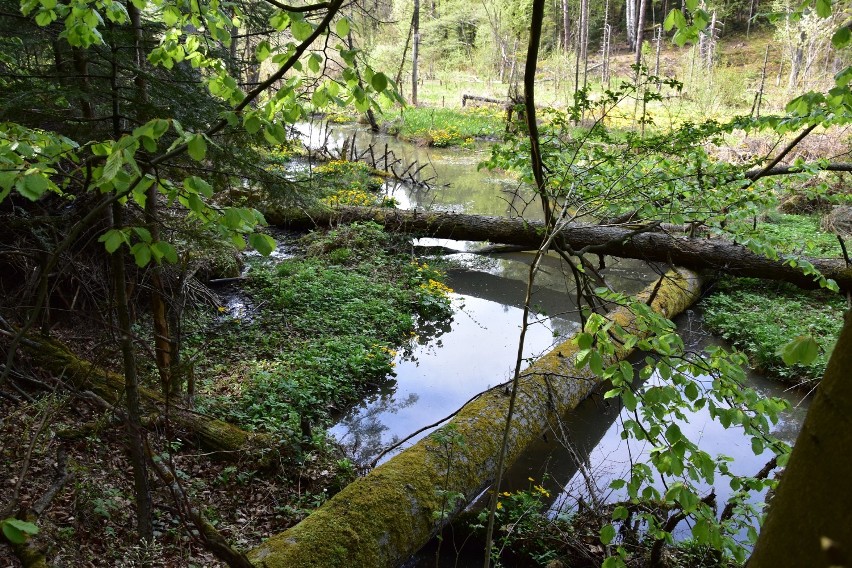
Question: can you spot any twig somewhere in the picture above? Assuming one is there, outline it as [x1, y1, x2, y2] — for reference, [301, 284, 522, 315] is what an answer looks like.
[369, 378, 513, 468]
[145, 441, 254, 568]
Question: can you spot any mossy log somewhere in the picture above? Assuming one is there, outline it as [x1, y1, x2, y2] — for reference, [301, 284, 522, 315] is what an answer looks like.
[266, 206, 852, 291]
[248, 269, 703, 568]
[25, 337, 278, 463]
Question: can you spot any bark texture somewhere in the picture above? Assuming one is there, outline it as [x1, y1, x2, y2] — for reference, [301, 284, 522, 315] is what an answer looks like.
[248, 269, 703, 568]
[749, 310, 852, 567]
[266, 206, 852, 291]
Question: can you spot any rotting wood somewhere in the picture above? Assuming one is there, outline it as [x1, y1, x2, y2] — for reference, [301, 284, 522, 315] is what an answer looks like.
[23, 336, 279, 464]
[265, 206, 852, 291]
[247, 269, 702, 568]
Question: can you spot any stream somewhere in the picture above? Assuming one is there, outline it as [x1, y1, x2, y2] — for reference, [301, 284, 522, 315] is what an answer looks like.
[297, 120, 809, 558]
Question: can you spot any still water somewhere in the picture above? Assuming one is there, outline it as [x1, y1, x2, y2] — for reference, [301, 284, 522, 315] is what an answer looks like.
[297, 121, 808, 546]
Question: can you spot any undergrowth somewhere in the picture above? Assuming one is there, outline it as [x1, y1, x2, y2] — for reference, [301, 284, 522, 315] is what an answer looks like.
[384, 106, 505, 146]
[188, 222, 454, 438]
[700, 277, 844, 384]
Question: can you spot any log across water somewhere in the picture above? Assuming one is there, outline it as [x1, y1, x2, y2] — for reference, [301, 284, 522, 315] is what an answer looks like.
[248, 269, 703, 568]
[266, 206, 852, 291]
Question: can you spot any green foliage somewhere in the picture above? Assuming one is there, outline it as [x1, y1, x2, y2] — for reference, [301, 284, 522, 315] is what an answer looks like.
[311, 159, 392, 206]
[1, 517, 39, 544]
[572, 289, 793, 563]
[385, 106, 505, 146]
[475, 479, 565, 567]
[738, 213, 842, 259]
[190, 223, 453, 436]
[701, 278, 844, 382]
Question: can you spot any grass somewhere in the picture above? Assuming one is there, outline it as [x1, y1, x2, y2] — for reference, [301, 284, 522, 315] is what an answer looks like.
[753, 213, 843, 258]
[701, 212, 845, 385]
[379, 105, 506, 146]
[188, 222, 454, 438]
[701, 277, 845, 384]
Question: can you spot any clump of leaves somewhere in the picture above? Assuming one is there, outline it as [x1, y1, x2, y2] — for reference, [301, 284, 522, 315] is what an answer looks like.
[701, 277, 844, 383]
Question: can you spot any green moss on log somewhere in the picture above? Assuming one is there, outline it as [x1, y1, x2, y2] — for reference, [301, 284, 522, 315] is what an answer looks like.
[248, 269, 702, 568]
[25, 337, 278, 462]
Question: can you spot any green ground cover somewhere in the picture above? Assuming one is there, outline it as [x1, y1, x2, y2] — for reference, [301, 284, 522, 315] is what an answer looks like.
[186, 222, 453, 439]
[701, 277, 844, 384]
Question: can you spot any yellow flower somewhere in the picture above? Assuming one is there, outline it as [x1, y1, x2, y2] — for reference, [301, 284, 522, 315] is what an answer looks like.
[217, 306, 226, 312]
[496, 502, 503, 510]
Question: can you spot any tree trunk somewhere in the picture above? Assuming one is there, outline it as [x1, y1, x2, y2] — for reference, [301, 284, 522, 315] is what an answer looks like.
[634, 0, 647, 69]
[265, 206, 852, 291]
[111, 204, 154, 543]
[749, 310, 852, 567]
[626, 0, 637, 51]
[247, 270, 703, 568]
[411, 0, 420, 106]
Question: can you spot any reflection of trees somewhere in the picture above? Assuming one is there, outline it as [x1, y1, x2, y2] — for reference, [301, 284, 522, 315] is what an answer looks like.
[334, 392, 420, 466]
[404, 315, 454, 359]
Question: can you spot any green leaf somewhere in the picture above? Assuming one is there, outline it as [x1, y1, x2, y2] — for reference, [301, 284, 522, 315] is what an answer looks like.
[131, 243, 151, 267]
[335, 18, 350, 37]
[576, 332, 593, 350]
[151, 241, 178, 264]
[99, 229, 127, 253]
[665, 423, 682, 445]
[244, 114, 262, 134]
[132, 227, 152, 242]
[371, 72, 388, 93]
[779, 335, 819, 366]
[291, 20, 313, 42]
[2, 518, 38, 544]
[187, 134, 207, 162]
[102, 148, 124, 182]
[832, 27, 851, 49]
[684, 381, 699, 401]
[308, 52, 322, 73]
[602, 556, 626, 568]
[184, 176, 213, 198]
[35, 10, 54, 26]
[684, 0, 698, 11]
[18, 174, 49, 200]
[589, 350, 604, 376]
[248, 233, 276, 256]
[622, 388, 637, 411]
[751, 437, 764, 455]
[600, 523, 617, 545]
[269, 11, 290, 31]
[815, 0, 831, 18]
[312, 88, 329, 107]
[256, 40, 271, 62]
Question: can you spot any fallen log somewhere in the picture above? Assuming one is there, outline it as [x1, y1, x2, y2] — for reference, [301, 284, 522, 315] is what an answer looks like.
[24, 337, 278, 463]
[265, 206, 852, 291]
[248, 269, 703, 568]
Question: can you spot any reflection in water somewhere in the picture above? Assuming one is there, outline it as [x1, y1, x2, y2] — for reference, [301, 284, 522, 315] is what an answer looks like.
[503, 310, 810, 541]
[330, 291, 577, 466]
[295, 120, 542, 218]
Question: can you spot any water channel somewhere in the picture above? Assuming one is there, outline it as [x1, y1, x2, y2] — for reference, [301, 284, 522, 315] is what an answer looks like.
[297, 120, 809, 559]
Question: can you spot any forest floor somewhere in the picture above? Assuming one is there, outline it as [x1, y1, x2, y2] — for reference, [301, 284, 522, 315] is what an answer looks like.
[0, 210, 454, 565]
